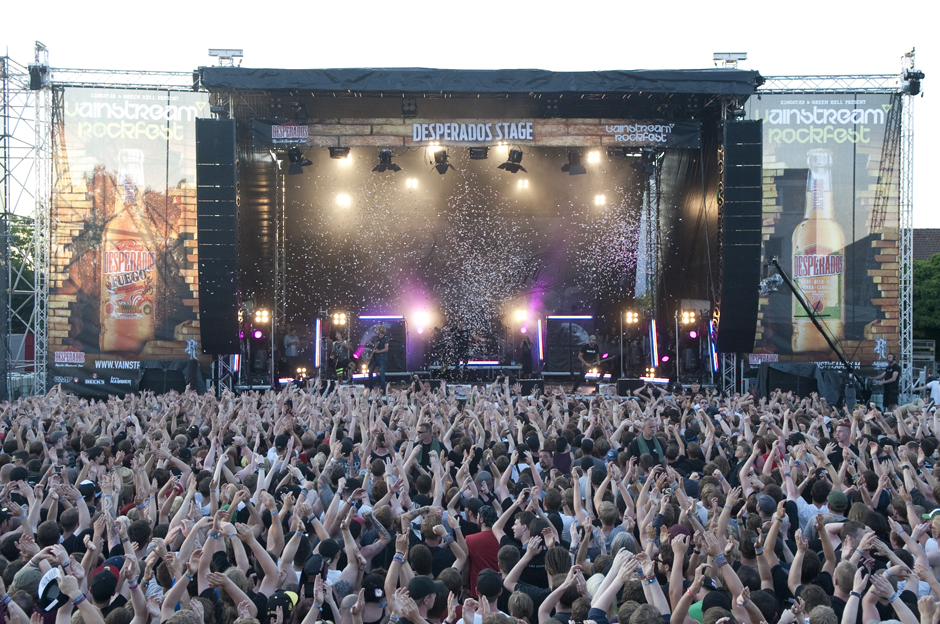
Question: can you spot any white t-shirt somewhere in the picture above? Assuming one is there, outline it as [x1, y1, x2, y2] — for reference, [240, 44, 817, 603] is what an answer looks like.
[925, 380, 940, 404]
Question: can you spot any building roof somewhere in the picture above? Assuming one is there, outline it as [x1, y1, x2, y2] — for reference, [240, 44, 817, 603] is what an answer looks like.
[915, 229, 940, 262]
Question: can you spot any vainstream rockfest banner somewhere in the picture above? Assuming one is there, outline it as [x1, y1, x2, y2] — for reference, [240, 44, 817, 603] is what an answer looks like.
[49, 89, 211, 397]
[746, 94, 901, 369]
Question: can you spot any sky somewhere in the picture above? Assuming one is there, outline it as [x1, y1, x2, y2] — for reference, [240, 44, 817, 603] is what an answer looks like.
[3, 0, 935, 225]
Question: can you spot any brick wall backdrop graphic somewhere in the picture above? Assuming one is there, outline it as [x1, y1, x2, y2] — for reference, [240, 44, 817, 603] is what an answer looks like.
[747, 94, 901, 368]
[49, 89, 210, 396]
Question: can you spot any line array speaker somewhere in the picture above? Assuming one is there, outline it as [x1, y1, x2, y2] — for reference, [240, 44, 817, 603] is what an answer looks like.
[196, 119, 240, 354]
[716, 120, 763, 354]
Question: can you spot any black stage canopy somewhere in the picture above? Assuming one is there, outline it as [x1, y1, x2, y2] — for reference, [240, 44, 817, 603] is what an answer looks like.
[199, 67, 763, 96]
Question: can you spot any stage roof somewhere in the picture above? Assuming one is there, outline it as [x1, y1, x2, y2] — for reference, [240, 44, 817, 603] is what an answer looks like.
[199, 67, 763, 96]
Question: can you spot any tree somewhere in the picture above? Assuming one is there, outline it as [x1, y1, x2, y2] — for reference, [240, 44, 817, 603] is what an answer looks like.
[913, 254, 940, 347]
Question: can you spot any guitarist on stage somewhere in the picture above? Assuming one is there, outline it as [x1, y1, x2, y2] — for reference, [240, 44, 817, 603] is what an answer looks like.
[367, 325, 390, 392]
[572, 334, 603, 394]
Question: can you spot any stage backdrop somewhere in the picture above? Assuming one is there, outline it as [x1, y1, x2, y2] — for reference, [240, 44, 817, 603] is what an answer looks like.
[48, 88, 210, 396]
[746, 94, 901, 370]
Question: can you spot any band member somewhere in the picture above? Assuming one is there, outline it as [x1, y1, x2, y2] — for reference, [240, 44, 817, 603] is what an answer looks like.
[453, 320, 471, 372]
[870, 353, 901, 410]
[572, 334, 602, 393]
[283, 326, 300, 376]
[367, 325, 389, 392]
[519, 335, 533, 378]
[331, 331, 354, 381]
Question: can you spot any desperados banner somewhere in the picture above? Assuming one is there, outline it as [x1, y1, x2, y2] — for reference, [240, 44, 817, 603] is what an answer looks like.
[49, 88, 210, 397]
[746, 94, 901, 369]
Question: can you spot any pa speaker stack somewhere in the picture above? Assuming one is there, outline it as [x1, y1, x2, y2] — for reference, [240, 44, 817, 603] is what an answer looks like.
[716, 120, 762, 354]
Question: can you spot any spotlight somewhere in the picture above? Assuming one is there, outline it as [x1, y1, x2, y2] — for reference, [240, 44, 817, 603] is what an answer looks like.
[594, 195, 606, 206]
[661, 355, 670, 363]
[336, 194, 351, 206]
[514, 309, 528, 322]
[498, 149, 526, 174]
[433, 150, 453, 175]
[253, 329, 263, 339]
[587, 151, 601, 164]
[254, 309, 269, 324]
[561, 151, 586, 175]
[681, 309, 697, 325]
[689, 330, 699, 339]
[287, 147, 312, 175]
[296, 367, 307, 376]
[329, 147, 351, 160]
[518, 179, 529, 189]
[520, 327, 527, 334]
[332, 312, 347, 325]
[625, 311, 639, 324]
[469, 147, 489, 160]
[402, 98, 417, 118]
[372, 149, 401, 173]
[405, 178, 418, 189]
[645, 366, 656, 376]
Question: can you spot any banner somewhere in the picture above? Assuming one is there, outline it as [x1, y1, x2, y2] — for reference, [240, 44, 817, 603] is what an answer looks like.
[49, 88, 210, 397]
[746, 94, 901, 368]
[251, 117, 701, 149]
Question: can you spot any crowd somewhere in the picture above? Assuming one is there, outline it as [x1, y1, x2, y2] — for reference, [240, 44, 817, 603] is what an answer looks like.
[0, 377, 938, 624]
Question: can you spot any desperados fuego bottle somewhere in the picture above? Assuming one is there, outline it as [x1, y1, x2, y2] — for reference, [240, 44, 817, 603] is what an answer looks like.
[100, 150, 156, 352]
[791, 148, 845, 354]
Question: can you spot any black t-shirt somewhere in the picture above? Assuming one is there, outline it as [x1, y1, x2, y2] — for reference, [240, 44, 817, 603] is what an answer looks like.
[100, 595, 128, 618]
[428, 541, 458, 577]
[670, 456, 699, 478]
[500, 535, 548, 587]
[579, 343, 601, 367]
[511, 581, 551, 614]
[884, 363, 901, 394]
[828, 444, 860, 470]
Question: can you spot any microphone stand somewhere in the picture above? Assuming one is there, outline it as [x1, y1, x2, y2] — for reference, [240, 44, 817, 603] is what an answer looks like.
[769, 257, 862, 406]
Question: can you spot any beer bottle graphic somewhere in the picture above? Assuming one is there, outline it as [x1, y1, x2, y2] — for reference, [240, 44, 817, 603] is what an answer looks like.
[791, 148, 845, 354]
[100, 149, 156, 353]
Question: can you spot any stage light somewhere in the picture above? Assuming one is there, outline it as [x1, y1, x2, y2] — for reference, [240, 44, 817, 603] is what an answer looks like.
[625, 311, 639, 324]
[433, 150, 453, 175]
[329, 147, 351, 160]
[518, 179, 529, 189]
[469, 147, 489, 160]
[336, 194, 351, 206]
[372, 149, 401, 173]
[406, 178, 418, 189]
[514, 309, 527, 322]
[661, 355, 670, 363]
[296, 367, 307, 376]
[689, 330, 698, 339]
[645, 366, 656, 376]
[402, 98, 417, 118]
[594, 195, 606, 206]
[361, 364, 368, 373]
[254, 309, 269, 324]
[287, 147, 312, 175]
[498, 149, 527, 174]
[520, 326, 527, 334]
[561, 151, 586, 175]
[681, 309, 696, 325]
[253, 329, 263, 339]
[332, 312, 347, 325]
[587, 151, 601, 164]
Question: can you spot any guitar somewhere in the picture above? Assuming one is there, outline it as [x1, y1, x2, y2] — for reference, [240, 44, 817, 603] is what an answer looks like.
[581, 355, 618, 372]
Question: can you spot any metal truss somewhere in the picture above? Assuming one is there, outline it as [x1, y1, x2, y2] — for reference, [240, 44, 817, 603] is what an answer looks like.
[273, 170, 286, 347]
[721, 352, 736, 396]
[1, 44, 51, 400]
[215, 354, 236, 394]
[758, 74, 900, 94]
[49, 67, 197, 91]
[898, 53, 917, 402]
